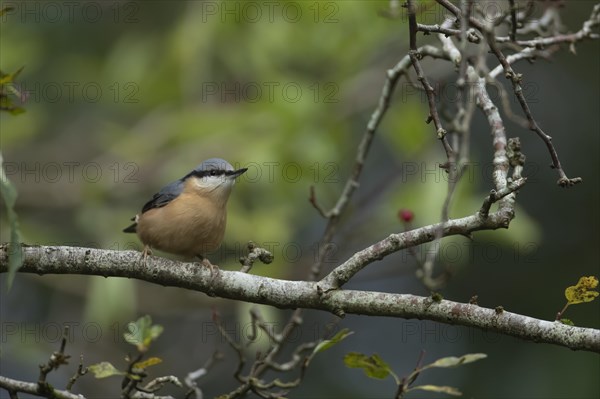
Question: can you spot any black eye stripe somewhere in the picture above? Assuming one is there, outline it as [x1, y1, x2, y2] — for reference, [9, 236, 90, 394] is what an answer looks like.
[184, 167, 243, 181]
[190, 169, 225, 178]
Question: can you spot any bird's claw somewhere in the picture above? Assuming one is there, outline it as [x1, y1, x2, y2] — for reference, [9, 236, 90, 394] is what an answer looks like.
[139, 245, 153, 267]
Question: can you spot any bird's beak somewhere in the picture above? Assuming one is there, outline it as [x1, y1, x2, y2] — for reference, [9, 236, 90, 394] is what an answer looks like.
[228, 168, 248, 179]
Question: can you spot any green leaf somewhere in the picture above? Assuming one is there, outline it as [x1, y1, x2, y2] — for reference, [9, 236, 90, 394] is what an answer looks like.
[0, 152, 23, 290]
[426, 353, 487, 369]
[313, 328, 353, 355]
[344, 352, 391, 380]
[88, 362, 125, 378]
[0, 66, 24, 85]
[7, 107, 25, 115]
[410, 384, 462, 396]
[559, 318, 575, 326]
[124, 315, 163, 352]
[0, 6, 15, 17]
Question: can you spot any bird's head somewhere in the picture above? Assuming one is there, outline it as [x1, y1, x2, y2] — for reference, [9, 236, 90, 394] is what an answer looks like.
[183, 158, 247, 199]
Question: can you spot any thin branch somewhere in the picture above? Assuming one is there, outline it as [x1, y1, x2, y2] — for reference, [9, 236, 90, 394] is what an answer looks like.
[247, 33, 451, 399]
[213, 310, 246, 383]
[407, 0, 454, 161]
[130, 392, 174, 399]
[0, 376, 85, 399]
[407, 0, 418, 50]
[488, 46, 557, 80]
[508, 0, 517, 41]
[321, 193, 521, 291]
[66, 355, 87, 391]
[435, 0, 484, 31]
[497, 4, 600, 47]
[308, 44, 447, 281]
[416, 23, 481, 43]
[479, 178, 527, 218]
[457, 0, 472, 88]
[485, 34, 581, 187]
[416, 17, 479, 290]
[121, 352, 144, 397]
[184, 351, 222, 399]
[437, 18, 462, 64]
[507, 2, 550, 37]
[239, 243, 273, 274]
[437, 0, 597, 187]
[142, 376, 181, 394]
[417, 23, 460, 36]
[467, 66, 510, 194]
[37, 325, 71, 395]
[244, 309, 304, 395]
[308, 186, 327, 218]
[249, 307, 280, 343]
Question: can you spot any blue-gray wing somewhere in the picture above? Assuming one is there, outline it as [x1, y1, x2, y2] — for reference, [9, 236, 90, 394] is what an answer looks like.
[141, 180, 184, 214]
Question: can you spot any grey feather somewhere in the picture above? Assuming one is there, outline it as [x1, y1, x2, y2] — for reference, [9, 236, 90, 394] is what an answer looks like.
[141, 180, 184, 213]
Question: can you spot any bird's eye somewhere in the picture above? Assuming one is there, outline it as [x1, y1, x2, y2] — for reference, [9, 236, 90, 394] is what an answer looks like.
[210, 170, 218, 176]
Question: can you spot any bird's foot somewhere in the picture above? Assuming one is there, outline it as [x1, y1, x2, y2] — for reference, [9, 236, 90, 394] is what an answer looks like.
[197, 255, 219, 277]
[139, 245, 152, 267]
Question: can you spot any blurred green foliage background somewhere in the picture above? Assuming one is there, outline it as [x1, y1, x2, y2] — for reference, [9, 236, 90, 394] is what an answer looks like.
[0, 1, 598, 397]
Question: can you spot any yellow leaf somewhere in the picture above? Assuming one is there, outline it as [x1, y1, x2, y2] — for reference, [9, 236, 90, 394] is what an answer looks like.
[565, 276, 599, 305]
[410, 385, 462, 396]
[134, 357, 162, 369]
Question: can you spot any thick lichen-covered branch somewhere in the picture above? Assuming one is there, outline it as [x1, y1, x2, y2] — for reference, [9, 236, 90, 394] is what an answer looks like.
[2, 244, 598, 353]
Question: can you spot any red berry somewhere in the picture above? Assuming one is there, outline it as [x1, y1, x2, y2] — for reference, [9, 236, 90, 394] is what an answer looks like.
[398, 209, 414, 223]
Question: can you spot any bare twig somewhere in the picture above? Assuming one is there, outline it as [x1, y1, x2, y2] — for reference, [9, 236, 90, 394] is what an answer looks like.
[479, 178, 527, 218]
[239, 242, 273, 273]
[238, 35, 453, 398]
[235, 29, 452, 399]
[248, 307, 280, 343]
[66, 355, 88, 391]
[0, 376, 85, 399]
[184, 351, 222, 399]
[457, 0, 473, 88]
[306, 44, 447, 284]
[416, 17, 478, 290]
[320, 189, 522, 292]
[486, 34, 581, 187]
[417, 22, 460, 36]
[142, 376, 181, 393]
[38, 326, 71, 394]
[396, 350, 427, 398]
[416, 23, 481, 43]
[121, 353, 145, 397]
[407, 0, 454, 161]
[492, 45, 550, 77]
[436, 0, 596, 187]
[508, 0, 517, 41]
[308, 185, 327, 218]
[497, 4, 600, 47]
[213, 310, 246, 383]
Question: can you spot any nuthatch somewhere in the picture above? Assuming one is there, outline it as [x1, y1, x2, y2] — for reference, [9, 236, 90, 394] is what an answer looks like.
[123, 158, 247, 263]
